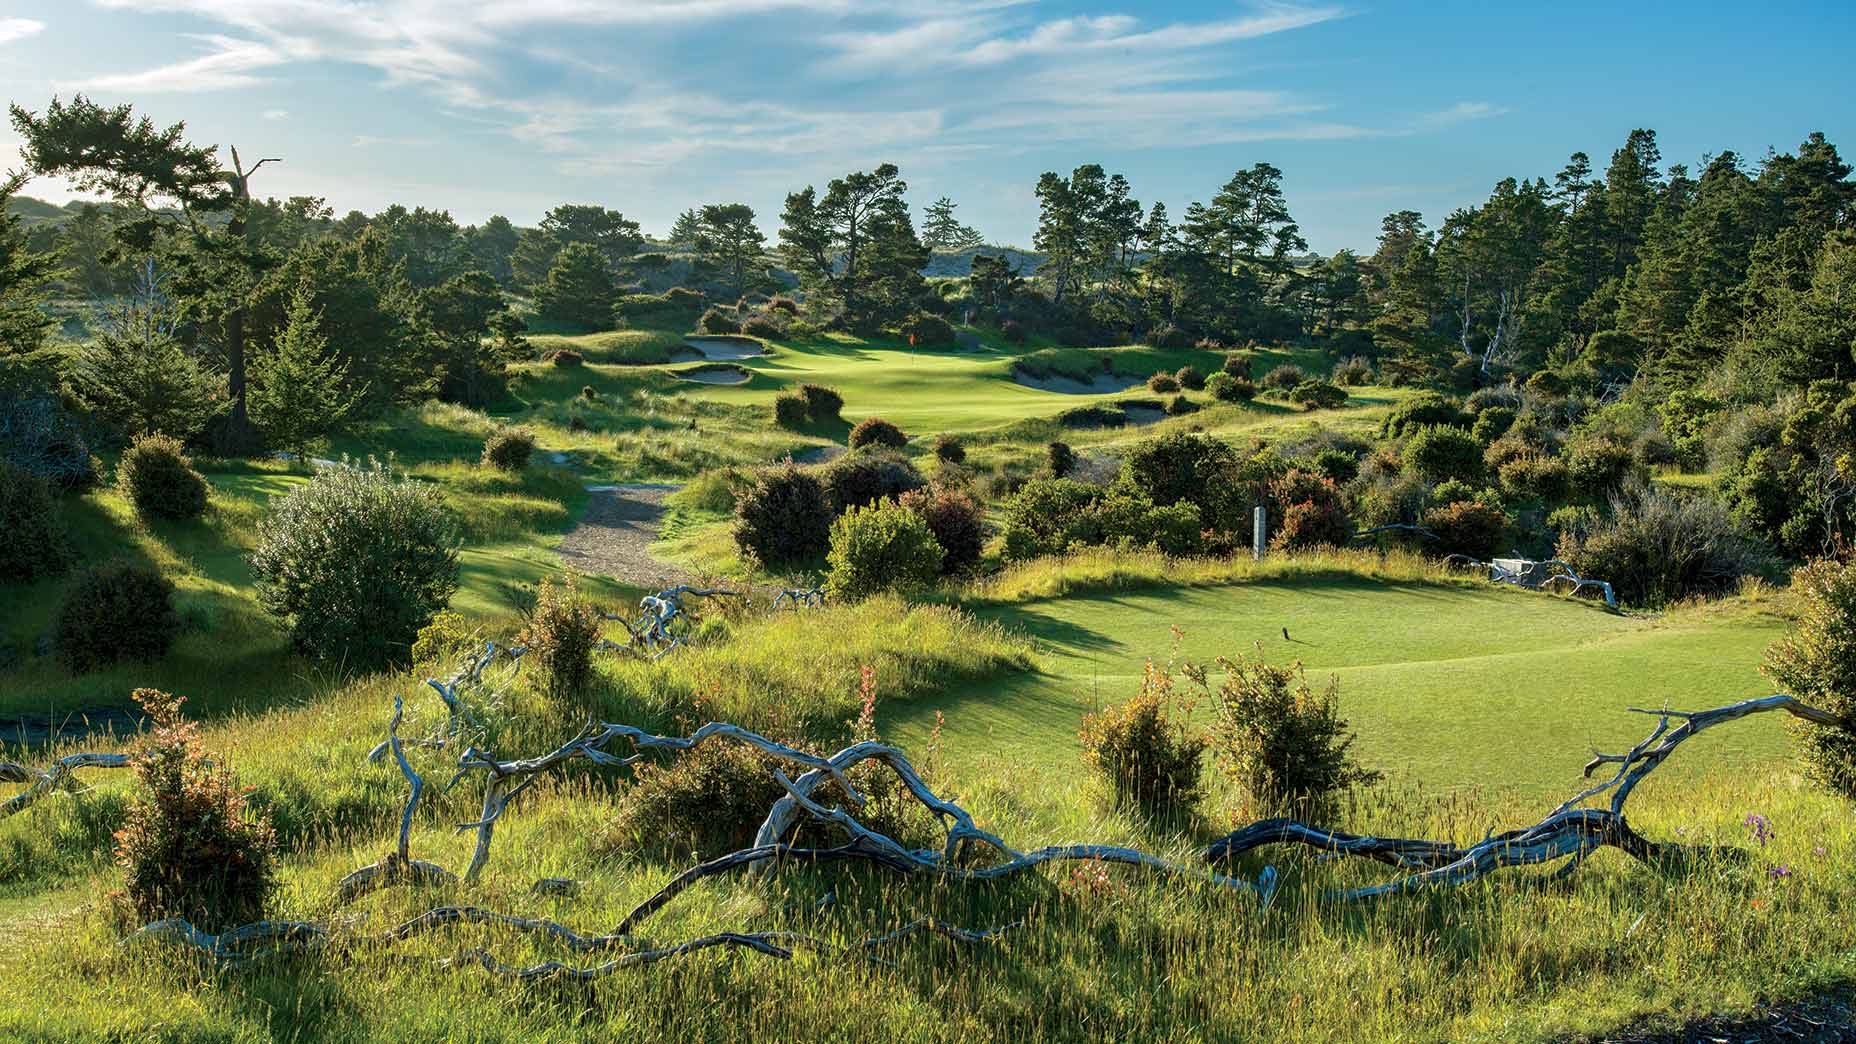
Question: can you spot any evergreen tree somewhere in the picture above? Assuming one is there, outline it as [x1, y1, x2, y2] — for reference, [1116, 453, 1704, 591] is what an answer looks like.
[0, 173, 62, 383]
[71, 262, 223, 441]
[692, 203, 767, 300]
[250, 282, 362, 463]
[533, 242, 616, 330]
[921, 197, 984, 251]
[779, 163, 927, 327]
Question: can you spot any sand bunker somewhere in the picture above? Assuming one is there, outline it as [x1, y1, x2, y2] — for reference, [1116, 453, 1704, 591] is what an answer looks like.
[1122, 404, 1167, 426]
[675, 363, 751, 385]
[1012, 367, 1142, 395]
[683, 335, 769, 361]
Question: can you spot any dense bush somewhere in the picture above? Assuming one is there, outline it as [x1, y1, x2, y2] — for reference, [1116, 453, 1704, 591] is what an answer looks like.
[931, 434, 966, 464]
[733, 464, 834, 566]
[611, 740, 791, 860]
[1404, 425, 1485, 484]
[614, 288, 707, 325]
[767, 295, 800, 316]
[0, 459, 70, 582]
[1497, 452, 1571, 503]
[1206, 653, 1380, 813]
[900, 486, 984, 574]
[1122, 432, 1240, 516]
[799, 383, 843, 423]
[117, 434, 209, 523]
[899, 313, 956, 347]
[1078, 661, 1205, 813]
[249, 460, 462, 670]
[1565, 435, 1638, 499]
[1288, 380, 1347, 411]
[741, 314, 785, 339]
[772, 391, 809, 429]
[549, 349, 584, 368]
[1000, 319, 1027, 343]
[826, 501, 945, 600]
[1422, 497, 1508, 559]
[0, 393, 99, 492]
[1205, 372, 1255, 402]
[1047, 441, 1077, 478]
[1174, 365, 1206, 391]
[1147, 372, 1181, 394]
[56, 560, 179, 673]
[1331, 356, 1374, 386]
[1268, 470, 1351, 551]
[1221, 353, 1251, 378]
[1165, 395, 1199, 416]
[518, 573, 602, 698]
[1261, 364, 1305, 391]
[115, 688, 278, 932]
[410, 609, 474, 667]
[1762, 556, 1856, 800]
[1142, 322, 1192, 349]
[480, 426, 535, 472]
[849, 416, 908, 450]
[821, 452, 925, 513]
[1557, 483, 1772, 606]
[1380, 392, 1465, 440]
[1471, 408, 1516, 445]
[697, 307, 742, 335]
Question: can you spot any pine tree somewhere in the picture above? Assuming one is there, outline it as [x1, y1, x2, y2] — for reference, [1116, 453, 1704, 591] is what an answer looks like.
[72, 263, 223, 440]
[0, 173, 62, 383]
[533, 242, 615, 330]
[921, 197, 984, 251]
[250, 282, 362, 464]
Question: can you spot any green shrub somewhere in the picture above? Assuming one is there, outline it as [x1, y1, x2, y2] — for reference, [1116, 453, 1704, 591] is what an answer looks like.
[0, 459, 70, 582]
[849, 416, 907, 450]
[1174, 365, 1206, 391]
[799, 383, 843, 423]
[1221, 353, 1251, 378]
[1047, 441, 1076, 478]
[610, 740, 792, 860]
[772, 391, 809, 429]
[1000, 319, 1027, 343]
[549, 349, 584, 368]
[741, 315, 785, 339]
[480, 426, 535, 472]
[249, 460, 462, 670]
[697, 307, 741, 335]
[1147, 372, 1181, 394]
[1269, 470, 1352, 551]
[931, 434, 966, 464]
[1422, 497, 1508, 559]
[1471, 406, 1517, 443]
[821, 452, 925, 513]
[117, 434, 209, 522]
[1497, 452, 1570, 503]
[1207, 653, 1380, 813]
[733, 463, 835, 567]
[1525, 370, 1569, 397]
[1381, 392, 1465, 440]
[1565, 435, 1639, 499]
[825, 501, 945, 600]
[1261, 364, 1305, 392]
[900, 486, 984, 574]
[615, 288, 707, 325]
[1122, 432, 1240, 516]
[1288, 380, 1347, 411]
[411, 609, 474, 666]
[1556, 482, 1772, 607]
[1078, 660, 1205, 813]
[767, 295, 800, 316]
[1143, 322, 1192, 349]
[580, 385, 599, 401]
[899, 313, 956, 347]
[56, 560, 178, 673]
[518, 574, 602, 698]
[1166, 394, 1199, 416]
[1205, 372, 1255, 402]
[115, 688, 278, 932]
[1762, 556, 1856, 800]
[1331, 356, 1374, 386]
[1404, 424, 1485, 484]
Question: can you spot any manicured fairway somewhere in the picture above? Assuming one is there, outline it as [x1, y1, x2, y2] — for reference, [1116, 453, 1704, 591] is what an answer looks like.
[887, 579, 1793, 800]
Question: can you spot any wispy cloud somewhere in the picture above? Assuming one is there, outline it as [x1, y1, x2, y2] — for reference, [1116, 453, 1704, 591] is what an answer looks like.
[1413, 101, 1509, 129]
[0, 17, 46, 45]
[351, 135, 437, 148]
[72, 34, 284, 93]
[262, 109, 290, 121]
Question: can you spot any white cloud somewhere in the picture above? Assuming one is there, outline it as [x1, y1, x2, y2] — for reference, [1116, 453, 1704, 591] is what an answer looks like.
[1413, 101, 1509, 129]
[263, 109, 290, 120]
[0, 18, 45, 45]
[72, 35, 285, 93]
[351, 135, 437, 148]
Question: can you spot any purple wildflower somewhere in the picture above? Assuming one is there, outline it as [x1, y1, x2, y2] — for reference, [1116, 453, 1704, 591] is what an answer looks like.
[1743, 813, 1774, 847]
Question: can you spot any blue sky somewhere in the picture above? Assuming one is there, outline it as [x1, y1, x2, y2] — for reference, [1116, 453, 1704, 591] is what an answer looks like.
[2, 1, 1851, 253]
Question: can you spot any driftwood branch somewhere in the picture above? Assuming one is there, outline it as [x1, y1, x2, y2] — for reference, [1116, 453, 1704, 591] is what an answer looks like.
[1, 753, 131, 820]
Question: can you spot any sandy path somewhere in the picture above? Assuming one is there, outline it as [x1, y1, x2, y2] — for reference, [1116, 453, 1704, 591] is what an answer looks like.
[558, 484, 698, 589]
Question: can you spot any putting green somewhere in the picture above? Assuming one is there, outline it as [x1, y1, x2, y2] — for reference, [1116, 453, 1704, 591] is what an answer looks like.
[885, 578, 1793, 799]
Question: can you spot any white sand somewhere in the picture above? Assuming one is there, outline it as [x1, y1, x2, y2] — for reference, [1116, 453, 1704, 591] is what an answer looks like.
[684, 335, 769, 361]
[1011, 368, 1143, 395]
[676, 364, 751, 385]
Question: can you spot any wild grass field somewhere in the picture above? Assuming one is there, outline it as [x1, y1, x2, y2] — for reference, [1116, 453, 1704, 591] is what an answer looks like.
[2, 319, 1847, 1044]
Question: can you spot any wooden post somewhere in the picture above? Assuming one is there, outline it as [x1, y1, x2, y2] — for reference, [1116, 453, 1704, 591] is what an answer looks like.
[1253, 505, 1266, 561]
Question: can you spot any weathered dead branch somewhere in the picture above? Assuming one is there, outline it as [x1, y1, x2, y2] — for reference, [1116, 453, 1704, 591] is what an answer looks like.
[601, 585, 744, 659]
[1, 752, 130, 820]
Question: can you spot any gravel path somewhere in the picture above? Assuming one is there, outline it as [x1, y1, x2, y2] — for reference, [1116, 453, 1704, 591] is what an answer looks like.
[559, 484, 698, 589]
